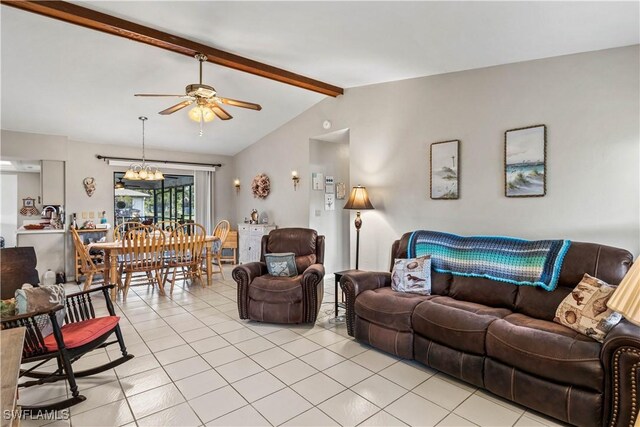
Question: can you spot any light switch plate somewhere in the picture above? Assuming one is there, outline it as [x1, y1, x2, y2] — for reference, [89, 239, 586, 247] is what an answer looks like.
[315, 210, 321, 217]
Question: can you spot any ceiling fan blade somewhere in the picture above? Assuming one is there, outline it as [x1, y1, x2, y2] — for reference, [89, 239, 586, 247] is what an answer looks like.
[218, 97, 262, 111]
[210, 103, 233, 120]
[159, 100, 193, 115]
[135, 94, 185, 97]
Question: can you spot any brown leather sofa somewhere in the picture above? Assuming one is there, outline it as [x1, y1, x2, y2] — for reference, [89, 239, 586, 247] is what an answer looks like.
[340, 232, 639, 427]
[233, 228, 325, 323]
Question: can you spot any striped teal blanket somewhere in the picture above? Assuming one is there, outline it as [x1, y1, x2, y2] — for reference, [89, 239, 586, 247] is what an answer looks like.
[407, 231, 571, 291]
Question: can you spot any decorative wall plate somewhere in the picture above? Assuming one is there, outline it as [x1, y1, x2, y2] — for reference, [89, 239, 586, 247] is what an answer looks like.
[251, 173, 270, 199]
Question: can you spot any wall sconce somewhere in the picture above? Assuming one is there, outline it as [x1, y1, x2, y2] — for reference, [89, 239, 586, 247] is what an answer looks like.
[234, 179, 241, 194]
[291, 171, 300, 190]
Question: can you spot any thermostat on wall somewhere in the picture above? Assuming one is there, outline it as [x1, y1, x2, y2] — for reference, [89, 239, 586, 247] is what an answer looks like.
[323, 120, 332, 130]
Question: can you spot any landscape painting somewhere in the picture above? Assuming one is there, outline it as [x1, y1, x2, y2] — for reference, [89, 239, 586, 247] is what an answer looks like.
[430, 140, 459, 199]
[505, 125, 546, 197]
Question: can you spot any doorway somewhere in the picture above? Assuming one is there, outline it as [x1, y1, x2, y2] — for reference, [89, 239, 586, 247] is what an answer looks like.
[308, 129, 350, 275]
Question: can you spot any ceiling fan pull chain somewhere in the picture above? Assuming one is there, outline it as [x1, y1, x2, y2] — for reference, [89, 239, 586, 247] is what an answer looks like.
[199, 110, 204, 137]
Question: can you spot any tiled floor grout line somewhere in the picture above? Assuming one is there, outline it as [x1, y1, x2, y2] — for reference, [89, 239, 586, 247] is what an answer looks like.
[130, 280, 245, 426]
[119, 277, 359, 426]
[117, 285, 212, 426]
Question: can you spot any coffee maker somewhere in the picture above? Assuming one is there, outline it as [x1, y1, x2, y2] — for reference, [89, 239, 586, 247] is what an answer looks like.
[41, 205, 65, 229]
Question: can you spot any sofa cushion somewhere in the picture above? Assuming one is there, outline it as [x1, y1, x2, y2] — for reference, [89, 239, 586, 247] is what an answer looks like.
[412, 296, 511, 355]
[355, 287, 433, 332]
[448, 275, 518, 310]
[514, 242, 633, 321]
[249, 275, 302, 303]
[486, 313, 603, 392]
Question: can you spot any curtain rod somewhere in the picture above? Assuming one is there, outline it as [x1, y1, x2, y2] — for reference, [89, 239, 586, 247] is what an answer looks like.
[96, 155, 222, 168]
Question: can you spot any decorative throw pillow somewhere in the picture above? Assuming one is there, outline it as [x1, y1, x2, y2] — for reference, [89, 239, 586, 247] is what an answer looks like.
[554, 274, 622, 342]
[0, 298, 16, 318]
[391, 256, 432, 295]
[15, 284, 66, 338]
[265, 253, 297, 277]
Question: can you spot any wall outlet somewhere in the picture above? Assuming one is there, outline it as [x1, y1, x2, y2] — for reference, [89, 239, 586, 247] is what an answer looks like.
[315, 209, 321, 217]
[88, 211, 95, 219]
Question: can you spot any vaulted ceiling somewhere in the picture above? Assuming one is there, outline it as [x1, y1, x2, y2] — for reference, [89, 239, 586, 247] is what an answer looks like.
[2, 1, 638, 155]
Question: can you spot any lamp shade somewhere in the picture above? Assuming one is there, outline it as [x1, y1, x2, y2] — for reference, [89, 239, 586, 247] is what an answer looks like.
[608, 258, 640, 326]
[343, 186, 374, 210]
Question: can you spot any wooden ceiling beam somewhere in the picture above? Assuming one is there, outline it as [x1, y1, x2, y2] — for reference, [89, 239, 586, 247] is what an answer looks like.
[1, 0, 344, 97]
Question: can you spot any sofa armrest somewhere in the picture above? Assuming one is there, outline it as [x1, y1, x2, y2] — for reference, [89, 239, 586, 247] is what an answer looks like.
[339, 271, 391, 336]
[301, 263, 325, 322]
[302, 263, 325, 285]
[601, 319, 640, 427]
[232, 262, 267, 319]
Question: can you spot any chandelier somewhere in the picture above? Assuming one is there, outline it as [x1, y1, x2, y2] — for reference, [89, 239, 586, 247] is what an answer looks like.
[123, 116, 164, 181]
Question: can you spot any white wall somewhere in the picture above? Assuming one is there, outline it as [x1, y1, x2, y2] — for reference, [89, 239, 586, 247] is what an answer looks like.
[0, 171, 40, 246]
[309, 137, 350, 274]
[0, 130, 237, 276]
[0, 174, 18, 247]
[234, 46, 640, 271]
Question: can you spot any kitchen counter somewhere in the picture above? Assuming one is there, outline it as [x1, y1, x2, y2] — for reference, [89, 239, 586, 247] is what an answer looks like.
[16, 227, 66, 234]
[16, 228, 66, 279]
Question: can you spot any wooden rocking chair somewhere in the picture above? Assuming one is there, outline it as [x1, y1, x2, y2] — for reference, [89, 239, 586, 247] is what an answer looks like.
[0, 247, 134, 414]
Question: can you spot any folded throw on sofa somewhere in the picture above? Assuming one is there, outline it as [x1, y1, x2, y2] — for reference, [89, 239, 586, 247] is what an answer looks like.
[407, 230, 571, 291]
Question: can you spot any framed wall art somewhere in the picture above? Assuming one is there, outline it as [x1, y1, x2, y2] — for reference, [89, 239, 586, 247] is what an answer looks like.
[430, 140, 459, 200]
[505, 124, 546, 197]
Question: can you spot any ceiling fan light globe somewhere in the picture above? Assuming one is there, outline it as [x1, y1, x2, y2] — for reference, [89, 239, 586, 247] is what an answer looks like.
[188, 105, 215, 123]
[154, 170, 165, 180]
[138, 168, 148, 180]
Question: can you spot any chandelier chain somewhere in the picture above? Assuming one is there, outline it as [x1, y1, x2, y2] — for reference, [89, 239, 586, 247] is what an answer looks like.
[140, 116, 147, 164]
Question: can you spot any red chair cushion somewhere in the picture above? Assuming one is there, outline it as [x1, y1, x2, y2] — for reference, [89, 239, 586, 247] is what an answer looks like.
[44, 316, 120, 351]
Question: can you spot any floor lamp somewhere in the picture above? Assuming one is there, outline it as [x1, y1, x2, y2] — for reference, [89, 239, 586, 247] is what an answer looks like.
[343, 185, 375, 270]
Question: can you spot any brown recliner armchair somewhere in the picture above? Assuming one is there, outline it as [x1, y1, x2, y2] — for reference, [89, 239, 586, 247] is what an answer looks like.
[232, 228, 325, 323]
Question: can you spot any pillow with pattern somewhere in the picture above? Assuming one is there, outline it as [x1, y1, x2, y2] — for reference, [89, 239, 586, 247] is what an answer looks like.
[15, 283, 66, 338]
[392, 256, 432, 295]
[554, 273, 622, 342]
[265, 252, 297, 277]
[0, 298, 16, 318]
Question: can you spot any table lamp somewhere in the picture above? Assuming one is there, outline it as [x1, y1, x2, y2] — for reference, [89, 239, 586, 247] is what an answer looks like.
[343, 185, 374, 269]
[608, 258, 640, 326]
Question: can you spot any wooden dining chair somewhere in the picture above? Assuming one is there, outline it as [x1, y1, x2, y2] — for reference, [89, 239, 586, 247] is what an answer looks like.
[113, 221, 143, 241]
[209, 220, 230, 280]
[71, 228, 105, 290]
[155, 220, 181, 232]
[119, 225, 166, 301]
[164, 223, 207, 293]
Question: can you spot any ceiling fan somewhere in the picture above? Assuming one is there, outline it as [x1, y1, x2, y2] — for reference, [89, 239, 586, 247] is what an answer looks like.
[135, 53, 262, 135]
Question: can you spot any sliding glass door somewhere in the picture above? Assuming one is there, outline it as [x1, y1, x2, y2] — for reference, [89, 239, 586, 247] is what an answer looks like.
[113, 172, 194, 225]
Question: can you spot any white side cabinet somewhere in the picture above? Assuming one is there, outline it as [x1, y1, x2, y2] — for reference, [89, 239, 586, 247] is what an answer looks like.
[238, 224, 276, 264]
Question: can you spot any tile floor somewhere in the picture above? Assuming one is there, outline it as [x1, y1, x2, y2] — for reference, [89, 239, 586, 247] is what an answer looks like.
[19, 266, 568, 427]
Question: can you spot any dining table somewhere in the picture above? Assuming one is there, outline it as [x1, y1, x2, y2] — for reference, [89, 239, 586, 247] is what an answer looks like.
[89, 235, 221, 301]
